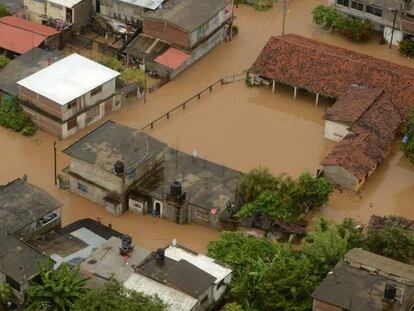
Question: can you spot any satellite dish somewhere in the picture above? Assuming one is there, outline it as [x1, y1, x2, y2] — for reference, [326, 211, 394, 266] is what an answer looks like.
[172, 239, 177, 247]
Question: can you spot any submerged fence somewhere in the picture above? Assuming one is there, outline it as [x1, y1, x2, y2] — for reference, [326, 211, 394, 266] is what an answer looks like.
[141, 71, 247, 131]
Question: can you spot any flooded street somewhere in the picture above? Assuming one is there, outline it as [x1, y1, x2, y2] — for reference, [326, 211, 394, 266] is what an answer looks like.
[2, 0, 414, 253]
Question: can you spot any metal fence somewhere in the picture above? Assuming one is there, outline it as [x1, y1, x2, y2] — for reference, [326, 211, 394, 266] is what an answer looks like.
[140, 71, 247, 131]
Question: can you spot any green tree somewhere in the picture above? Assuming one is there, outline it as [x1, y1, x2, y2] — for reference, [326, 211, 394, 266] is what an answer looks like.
[295, 172, 333, 210]
[99, 56, 123, 71]
[0, 283, 12, 309]
[365, 220, 414, 263]
[312, 5, 343, 30]
[26, 259, 88, 311]
[301, 218, 349, 278]
[73, 279, 165, 311]
[258, 246, 318, 311]
[399, 39, 414, 57]
[207, 232, 277, 309]
[338, 218, 365, 249]
[339, 18, 373, 42]
[121, 67, 146, 88]
[0, 4, 9, 18]
[238, 166, 279, 204]
[237, 190, 301, 222]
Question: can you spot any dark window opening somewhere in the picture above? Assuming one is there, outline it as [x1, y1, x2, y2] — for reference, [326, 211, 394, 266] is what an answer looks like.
[91, 85, 103, 97]
[366, 4, 382, 17]
[67, 118, 78, 131]
[67, 100, 77, 110]
[6, 275, 21, 292]
[351, 0, 363, 11]
[337, 0, 349, 7]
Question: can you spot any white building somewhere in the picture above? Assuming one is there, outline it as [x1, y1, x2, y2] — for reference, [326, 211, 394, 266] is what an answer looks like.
[24, 0, 92, 30]
[17, 53, 120, 138]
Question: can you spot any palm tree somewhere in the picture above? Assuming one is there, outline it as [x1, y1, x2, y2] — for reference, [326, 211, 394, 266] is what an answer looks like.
[26, 258, 88, 311]
[238, 166, 279, 204]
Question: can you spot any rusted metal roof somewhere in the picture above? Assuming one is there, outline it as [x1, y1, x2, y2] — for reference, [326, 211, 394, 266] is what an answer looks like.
[154, 47, 190, 70]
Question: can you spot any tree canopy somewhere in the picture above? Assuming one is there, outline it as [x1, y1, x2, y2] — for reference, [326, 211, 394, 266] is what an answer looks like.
[0, 5, 9, 18]
[72, 279, 166, 311]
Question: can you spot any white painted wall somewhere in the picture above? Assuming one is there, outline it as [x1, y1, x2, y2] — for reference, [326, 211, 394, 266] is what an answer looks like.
[324, 120, 351, 142]
[384, 25, 403, 45]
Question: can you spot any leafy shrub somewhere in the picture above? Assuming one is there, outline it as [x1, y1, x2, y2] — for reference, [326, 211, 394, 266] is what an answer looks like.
[0, 4, 9, 18]
[339, 18, 373, 42]
[100, 56, 145, 88]
[312, 5, 373, 42]
[399, 39, 414, 57]
[0, 97, 37, 136]
[402, 109, 414, 163]
[0, 55, 10, 69]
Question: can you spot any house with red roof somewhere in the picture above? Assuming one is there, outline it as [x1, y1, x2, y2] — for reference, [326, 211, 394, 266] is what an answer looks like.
[123, 0, 233, 80]
[249, 34, 414, 190]
[0, 16, 60, 56]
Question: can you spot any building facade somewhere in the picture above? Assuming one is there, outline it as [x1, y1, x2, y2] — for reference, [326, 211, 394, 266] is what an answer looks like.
[329, 0, 414, 44]
[24, 0, 92, 30]
[62, 121, 167, 216]
[17, 53, 120, 138]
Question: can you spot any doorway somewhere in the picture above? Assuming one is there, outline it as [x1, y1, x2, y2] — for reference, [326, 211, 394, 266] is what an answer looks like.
[96, 0, 101, 13]
[153, 201, 162, 217]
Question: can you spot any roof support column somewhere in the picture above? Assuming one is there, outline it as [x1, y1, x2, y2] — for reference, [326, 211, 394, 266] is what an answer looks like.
[272, 80, 276, 93]
[293, 86, 297, 100]
[315, 93, 319, 106]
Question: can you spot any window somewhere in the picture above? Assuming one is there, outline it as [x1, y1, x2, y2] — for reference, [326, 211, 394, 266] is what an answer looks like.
[200, 296, 208, 305]
[67, 118, 78, 130]
[196, 208, 209, 222]
[366, 4, 382, 17]
[351, 0, 363, 11]
[91, 85, 103, 97]
[77, 182, 88, 193]
[33, 0, 45, 3]
[336, 0, 349, 6]
[67, 100, 77, 110]
[6, 275, 21, 292]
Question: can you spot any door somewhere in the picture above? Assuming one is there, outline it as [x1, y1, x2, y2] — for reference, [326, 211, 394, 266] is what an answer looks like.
[153, 201, 162, 217]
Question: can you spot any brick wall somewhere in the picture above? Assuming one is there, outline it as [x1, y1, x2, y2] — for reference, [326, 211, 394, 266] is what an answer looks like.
[143, 19, 190, 49]
[313, 300, 342, 311]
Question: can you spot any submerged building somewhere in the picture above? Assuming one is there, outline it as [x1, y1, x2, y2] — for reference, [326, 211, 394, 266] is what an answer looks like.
[123, 0, 233, 79]
[61, 121, 240, 228]
[249, 34, 414, 190]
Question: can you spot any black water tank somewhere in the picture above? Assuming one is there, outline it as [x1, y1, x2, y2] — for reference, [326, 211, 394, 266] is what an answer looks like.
[121, 235, 132, 250]
[155, 248, 165, 264]
[384, 282, 397, 300]
[170, 181, 182, 197]
[114, 161, 125, 174]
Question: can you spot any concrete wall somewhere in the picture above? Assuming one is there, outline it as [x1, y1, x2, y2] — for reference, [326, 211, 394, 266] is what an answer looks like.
[99, 0, 144, 24]
[322, 165, 362, 190]
[312, 299, 342, 311]
[73, 0, 92, 29]
[213, 274, 231, 302]
[22, 104, 62, 136]
[24, 0, 46, 23]
[170, 26, 226, 79]
[188, 8, 226, 49]
[324, 120, 351, 142]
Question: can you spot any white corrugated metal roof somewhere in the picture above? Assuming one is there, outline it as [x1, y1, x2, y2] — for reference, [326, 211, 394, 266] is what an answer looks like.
[17, 54, 120, 105]
[119, 0, 165, 10]
[48, 0, 84, 8]
[165, 246, 232, 283]
[124, 274, 198, 311]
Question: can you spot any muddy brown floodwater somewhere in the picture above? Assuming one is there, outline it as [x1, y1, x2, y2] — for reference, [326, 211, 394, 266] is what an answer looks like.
[2, 0, 414, 254]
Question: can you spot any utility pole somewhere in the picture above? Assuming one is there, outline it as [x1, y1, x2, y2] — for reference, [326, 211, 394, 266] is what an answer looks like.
[282, 0, 288, 36]
[389, 8, 398, 49]
[53, 141, 57, 186]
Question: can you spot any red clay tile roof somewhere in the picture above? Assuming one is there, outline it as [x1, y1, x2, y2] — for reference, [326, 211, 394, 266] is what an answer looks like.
[250, 34, 414, 182]
[0, 16, 59, 54]
[324, 86, 383, 123]
[154, 47, 190, 70]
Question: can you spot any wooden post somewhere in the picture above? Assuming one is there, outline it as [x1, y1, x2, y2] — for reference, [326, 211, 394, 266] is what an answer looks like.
[272, 80, 276, 93]
[293, 86, 297, 100]
[315, 93, 319, 106]
[54, 141, 57, 186]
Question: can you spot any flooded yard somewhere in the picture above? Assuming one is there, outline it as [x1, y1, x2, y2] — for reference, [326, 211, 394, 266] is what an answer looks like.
[2, 0, 414, 253]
